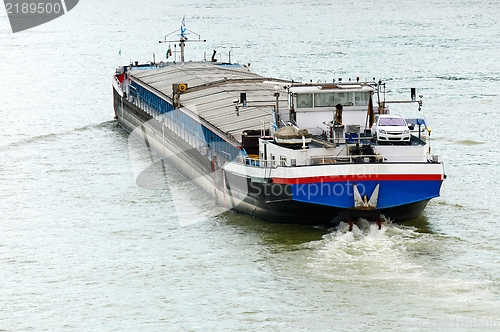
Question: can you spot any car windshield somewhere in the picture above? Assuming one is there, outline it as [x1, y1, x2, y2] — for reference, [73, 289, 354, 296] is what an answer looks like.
[379, 117, 406, 126]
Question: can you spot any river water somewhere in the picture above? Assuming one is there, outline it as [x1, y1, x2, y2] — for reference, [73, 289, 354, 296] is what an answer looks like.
[1, 0, 500, 331]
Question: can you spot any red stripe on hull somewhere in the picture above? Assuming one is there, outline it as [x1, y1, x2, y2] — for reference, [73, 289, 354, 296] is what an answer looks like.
[272, 174, 443, 185]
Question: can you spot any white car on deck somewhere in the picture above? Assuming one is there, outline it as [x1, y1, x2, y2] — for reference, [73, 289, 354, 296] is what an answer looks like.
[371, 114, 411, 144]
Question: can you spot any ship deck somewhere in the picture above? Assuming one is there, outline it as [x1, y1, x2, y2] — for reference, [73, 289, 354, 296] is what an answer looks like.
[129, 62, 291, 143]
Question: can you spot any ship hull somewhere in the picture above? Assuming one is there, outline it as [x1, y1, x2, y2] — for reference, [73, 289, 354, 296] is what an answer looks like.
[113, 88, 439, 225]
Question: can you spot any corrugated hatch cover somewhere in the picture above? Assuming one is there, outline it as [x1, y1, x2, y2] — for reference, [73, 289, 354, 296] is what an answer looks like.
[131, 62, 291, 143]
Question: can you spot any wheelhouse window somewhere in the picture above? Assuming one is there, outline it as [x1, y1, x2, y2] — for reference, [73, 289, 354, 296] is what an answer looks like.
[296, 94, 313, 108]
[314, 93, 335, 107]
[295, 91, 369, 108]
[336, 92, 354, 106]
[355, 92, 370, 106]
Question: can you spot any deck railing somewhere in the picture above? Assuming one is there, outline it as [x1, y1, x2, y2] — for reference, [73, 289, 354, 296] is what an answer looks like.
[235, 151, 436, 168]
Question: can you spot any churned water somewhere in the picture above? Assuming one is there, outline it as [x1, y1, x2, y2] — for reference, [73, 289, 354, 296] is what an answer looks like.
[1, 0, 500, 331]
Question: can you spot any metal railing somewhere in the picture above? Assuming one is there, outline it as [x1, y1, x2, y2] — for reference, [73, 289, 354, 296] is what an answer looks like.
[235, 151, 438, 168]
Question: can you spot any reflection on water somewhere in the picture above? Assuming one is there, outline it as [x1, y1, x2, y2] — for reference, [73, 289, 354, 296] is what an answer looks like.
[220, 210, 329, 246]
[400, 214, 435, 234]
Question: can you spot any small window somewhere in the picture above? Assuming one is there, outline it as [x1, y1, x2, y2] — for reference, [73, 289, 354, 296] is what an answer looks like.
[280, 156, 287, 166]
[296, 94, 313, 108]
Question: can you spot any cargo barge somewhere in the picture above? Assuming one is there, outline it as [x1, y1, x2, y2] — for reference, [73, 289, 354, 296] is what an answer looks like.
[112, 28, 445, 225]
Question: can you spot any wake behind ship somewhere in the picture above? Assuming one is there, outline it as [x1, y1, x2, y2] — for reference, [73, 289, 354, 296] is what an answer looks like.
[112, 29, 445, 225]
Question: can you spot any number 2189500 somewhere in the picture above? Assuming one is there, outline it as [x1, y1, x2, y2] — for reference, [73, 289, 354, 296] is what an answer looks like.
[5, 2, 62, 14]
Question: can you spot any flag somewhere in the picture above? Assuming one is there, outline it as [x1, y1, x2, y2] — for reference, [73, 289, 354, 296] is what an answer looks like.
[166, 45, 172, 59]
[180, 16, 186, 38]
[368, 93, 374, 128]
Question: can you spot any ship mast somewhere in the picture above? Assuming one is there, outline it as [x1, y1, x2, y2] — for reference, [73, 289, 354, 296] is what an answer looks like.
[159, 17, 206, 62]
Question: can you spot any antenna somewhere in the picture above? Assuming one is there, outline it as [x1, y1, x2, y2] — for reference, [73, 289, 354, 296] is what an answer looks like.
[159, 18, 206, 62]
